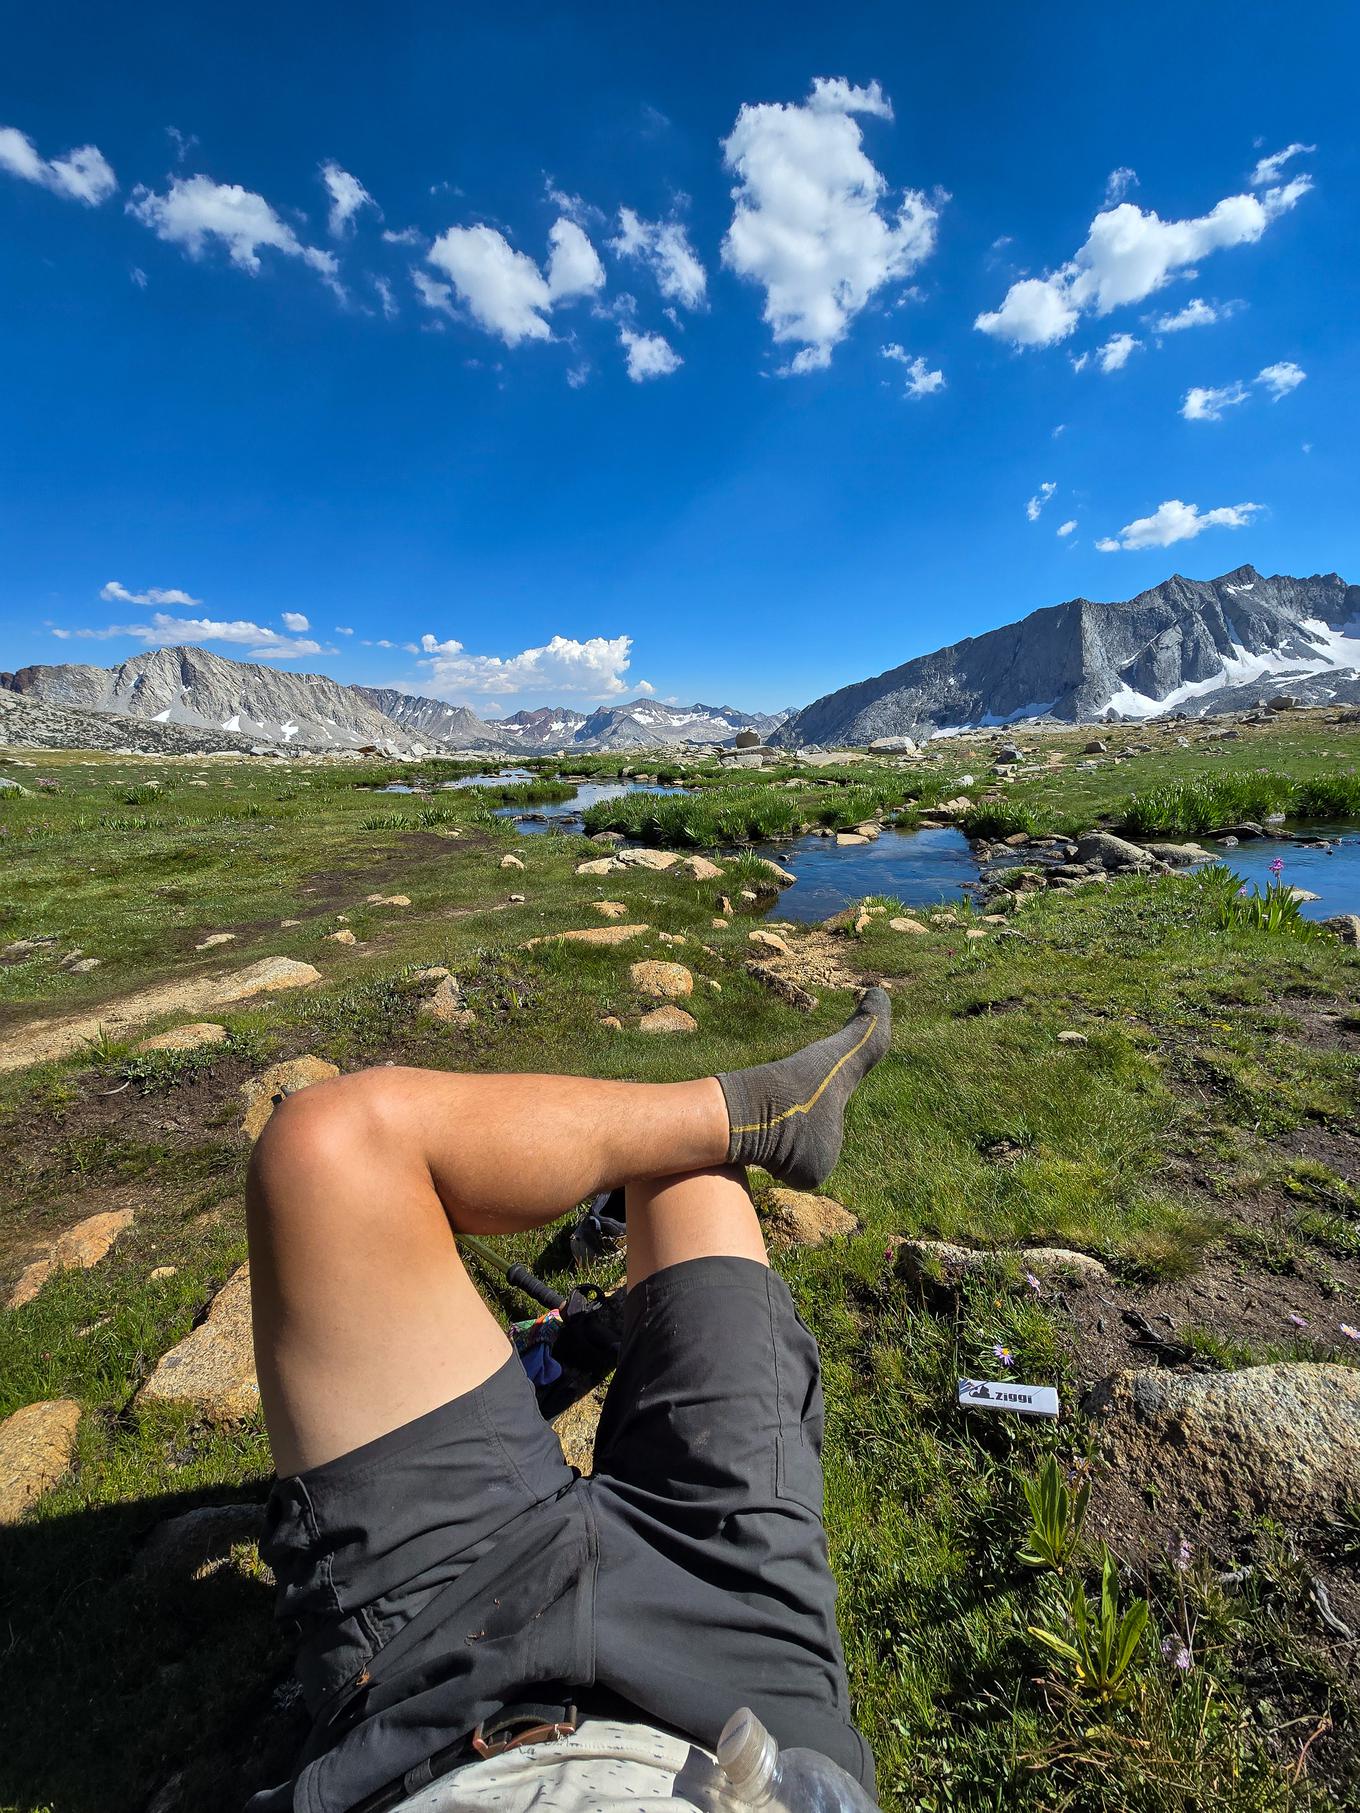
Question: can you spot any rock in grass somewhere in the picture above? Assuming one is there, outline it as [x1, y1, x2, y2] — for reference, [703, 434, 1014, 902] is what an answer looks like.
[637, 1005, 698, 1034]
[420, 977, 476, 1028]
[524, 924, 650, 949]
[134, 1502, 268, 1582]
[592, 901, 629, 919]
[1142, 842, 1211, 866]
[553, 1386, 607, 1475]
[1088, 1364, 1360, 1521]
[896, 1240, 1109, 1290]
[240, 1056, 340, 1140]
[135, 1022, 228, 1054]
[753, 858, 796, 886]
[763, 1188, 858, 1247]
[745, 963, 819, 1012]
[679, 856, 724, 881]
[1322, 914, 1360, 947]
[616, 849, 681, 871]
[211, 958, 322, 1003]
[327, 929, 358, 945]
[576, 857, 620, 876]
[5, 1207, 137, 1309]
[1056, 1030, 1089, 1045]
[889, 916, 927, 934]
[0, 1398, 82, 1523]
[138, 1265, 258, 1423]
[195, 933, 236, 951]
[748, 929, 791, 955]
[500, 854, 525, 870]
[629, 960, 693, 999]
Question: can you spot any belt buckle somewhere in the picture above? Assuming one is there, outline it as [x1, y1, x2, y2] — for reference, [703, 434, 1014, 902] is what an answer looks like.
[470, 1703, 578, 1760]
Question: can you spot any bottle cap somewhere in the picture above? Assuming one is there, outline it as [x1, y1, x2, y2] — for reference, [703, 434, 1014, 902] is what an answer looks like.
[717, 1707, 778, 1798]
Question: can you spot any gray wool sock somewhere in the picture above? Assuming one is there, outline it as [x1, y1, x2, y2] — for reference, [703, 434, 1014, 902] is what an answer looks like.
[717, 986, 892, 1191]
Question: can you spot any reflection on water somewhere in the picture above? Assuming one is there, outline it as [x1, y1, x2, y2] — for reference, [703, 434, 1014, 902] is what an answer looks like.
[497, 781, 689, 831]
[755, 826, 981, 922]
[1204, 826, 1360, 920]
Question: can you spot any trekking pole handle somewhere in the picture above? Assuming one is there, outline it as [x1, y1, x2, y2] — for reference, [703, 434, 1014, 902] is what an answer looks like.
[459, 1236, 566, 1311]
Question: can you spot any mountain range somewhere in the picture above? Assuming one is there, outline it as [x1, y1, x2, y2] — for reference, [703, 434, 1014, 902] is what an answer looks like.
[774, 566, 1360, 746]
[0, 645, 788, 753]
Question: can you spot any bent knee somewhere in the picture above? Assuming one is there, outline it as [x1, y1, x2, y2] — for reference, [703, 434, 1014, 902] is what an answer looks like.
[247, 1066, 427, 1209]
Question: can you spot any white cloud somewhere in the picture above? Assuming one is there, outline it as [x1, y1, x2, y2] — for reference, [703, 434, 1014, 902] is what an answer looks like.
[100, 580, 202, 607]
[412, 269, 456, 317]
[0, 125, 117, 205]
[281, 612, 310, 632]
[382, 225, 422, 246]
[721, 76, 940, 373]
[128, 174, 340, 290]
[59, 612, 321, 656]
[414, 631, 646, 700]
[610, 208, 707, 308]
[1096, 331, 1140, 372]
[1104, 166, 1138, 204]
[1256, 359, 1306, 399]
[881, 343, 944, 395]
[426, 216, 603, 346]
[1181, 381, 1249, 421]
[1250, 143, 1314, 189]
[1096, 498, 1260, 551]
[320, 160, 376, 237]
[619, 327, 682, 381]
[977, 170, 1311, 349]
[1026, 481, 1057, 521]
[372, 274, 397, 319]
[335, 626, 354, 635]
[1148, 297, 1228, 332]
[1057, 519, 1077, 537]
[545, 218, 606, 301]
[130, 266, 148, 289]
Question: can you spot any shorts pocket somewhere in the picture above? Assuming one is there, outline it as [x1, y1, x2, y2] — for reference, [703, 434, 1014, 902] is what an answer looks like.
[772, 1294, 826, 1517]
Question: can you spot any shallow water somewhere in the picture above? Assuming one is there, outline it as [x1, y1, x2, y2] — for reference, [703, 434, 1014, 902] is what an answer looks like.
[754, 826, 982, 922]
[497, 781, 690, 831]
[1204, 826, 1360, 920]
[380, 770, 534, 792]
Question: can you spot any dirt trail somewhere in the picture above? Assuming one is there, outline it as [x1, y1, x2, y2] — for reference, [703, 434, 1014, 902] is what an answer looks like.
[0, 957, 322, 1075]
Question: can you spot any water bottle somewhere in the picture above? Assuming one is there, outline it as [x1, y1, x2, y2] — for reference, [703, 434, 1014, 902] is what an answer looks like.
[705, 1707, 880, 1811]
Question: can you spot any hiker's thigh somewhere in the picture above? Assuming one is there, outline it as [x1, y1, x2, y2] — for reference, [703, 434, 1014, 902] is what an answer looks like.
[246, 1067, 512, 1475]
[264, 1353, 576, 1715]
[587, 1256, 871, 1788]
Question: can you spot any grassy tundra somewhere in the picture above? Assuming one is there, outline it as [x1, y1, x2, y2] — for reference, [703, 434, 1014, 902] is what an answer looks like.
[1, 714, 1358, 1812]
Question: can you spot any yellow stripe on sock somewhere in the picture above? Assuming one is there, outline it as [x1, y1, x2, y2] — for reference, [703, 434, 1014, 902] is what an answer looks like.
[728, 1013, 880, 1135]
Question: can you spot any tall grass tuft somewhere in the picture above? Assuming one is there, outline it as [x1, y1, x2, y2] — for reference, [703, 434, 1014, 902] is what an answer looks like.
[581, 780, 917, 845]
[1117, 770, 1360, 836]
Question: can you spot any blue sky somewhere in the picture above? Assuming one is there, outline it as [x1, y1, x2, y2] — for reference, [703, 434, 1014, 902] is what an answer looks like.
[2, 3, 1356, 716]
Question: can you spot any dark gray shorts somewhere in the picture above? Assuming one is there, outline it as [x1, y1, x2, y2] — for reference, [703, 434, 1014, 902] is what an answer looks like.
[251, 1256, 873, 1813]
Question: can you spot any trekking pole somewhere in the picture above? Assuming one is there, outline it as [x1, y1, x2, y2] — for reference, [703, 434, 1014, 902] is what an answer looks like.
[458, 1234, 566, 1312]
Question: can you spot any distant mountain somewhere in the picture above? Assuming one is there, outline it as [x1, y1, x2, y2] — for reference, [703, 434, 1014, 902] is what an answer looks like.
[484, 706, 590, 748]
[569, 699, 791, 749]
[0, 684, 272, 755]
[353, 686, 499, 748]
[773, 567, 1360, 746]
[2, 646, 415, 751]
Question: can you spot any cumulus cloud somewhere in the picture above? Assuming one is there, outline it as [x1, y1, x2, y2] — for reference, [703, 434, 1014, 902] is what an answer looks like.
[1181, 381, 1249, 421]
[1095, 498, 1260, 551]
[1057, 519, 1077, 537]
[59, 612, 321, 656]
[413, 631, 647, 700]
[1256, 359, 1306, 399]
[412, 269, 456, 317]
[281, 611, 310, 631]
[128, 174, 340, 290]
[721, 76, 940, 373]
[881, 343, 944, 395]
[335, 626, 354, 635]
[976, 166, 1311, 349]
[100, 580, 202, 607]
[610, 208, 707, 308]
[0, 124, 116, 205]
[545, 218, 606, 301]
[320, 160, 376, 237]
[426, 216, 603, 346]
[619, 327, 682, 381]
[1250, 143, 1314, 189]
[1026, 481, 1057, 521]
[1147, 297, 1231, 332]
[1096, 331, 1140, 372]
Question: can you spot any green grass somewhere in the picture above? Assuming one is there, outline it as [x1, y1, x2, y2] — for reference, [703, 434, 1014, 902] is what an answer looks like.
[1, 727, 1359, 1811]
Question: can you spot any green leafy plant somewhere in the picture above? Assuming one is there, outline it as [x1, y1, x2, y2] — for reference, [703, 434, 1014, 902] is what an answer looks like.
[1028, 1545, 1150, 1702]
[1018, 1455, 1090, 1572]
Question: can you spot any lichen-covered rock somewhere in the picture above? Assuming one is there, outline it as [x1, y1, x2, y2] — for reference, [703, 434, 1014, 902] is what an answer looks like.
[0, 1398, 82, 1523]
[637, 1005, 698, 1034]
[6, 1207, 137, 1309]
[525, 924, 650, 948]
[895, 1240, 1109, 1290]
[1088, 1364, 1360, 1521]
[138, 1265, 258, 1423]
[552, 1387, 607, 1475]
[763, 1189, 858, 1247]
[134, 1502, 269, 1582]
[240, 1056, 339, 1140]
[629, 960, 694, 999]
[134, 1022, 228, 1054]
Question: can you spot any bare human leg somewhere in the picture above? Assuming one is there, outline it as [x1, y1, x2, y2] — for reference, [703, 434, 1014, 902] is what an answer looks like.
[246, 1066, 730, 1475]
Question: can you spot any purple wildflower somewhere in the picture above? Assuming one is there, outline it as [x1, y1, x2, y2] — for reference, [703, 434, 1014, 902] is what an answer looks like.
[1169, 1535, 1193, 1572]
[1269, 857, 1284, 877]
[1341, 1323, 1360, 1343]
[1288, 1313, 1309, 1329]
[1025, 1271, 1042, 1294]
[1161, 1636, 1193, 1671]
[992, 1343, 1015, 1368]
